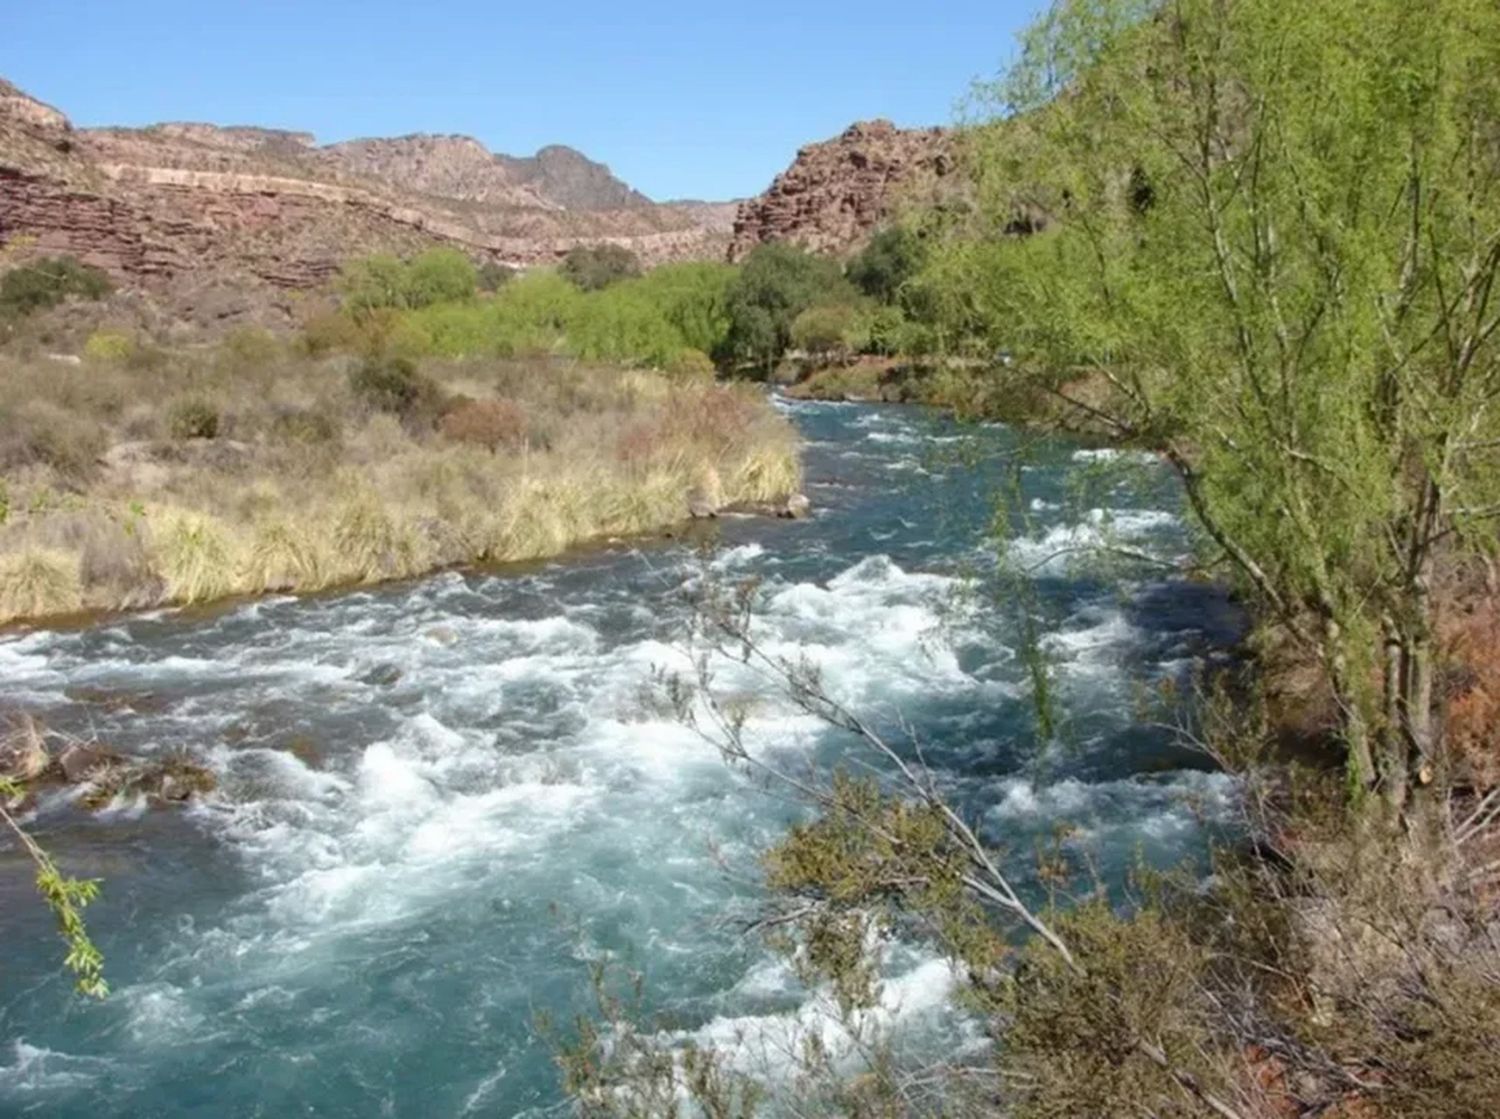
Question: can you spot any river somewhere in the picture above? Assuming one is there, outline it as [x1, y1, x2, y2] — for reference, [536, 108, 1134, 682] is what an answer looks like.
[0, 399, 1242, 1117]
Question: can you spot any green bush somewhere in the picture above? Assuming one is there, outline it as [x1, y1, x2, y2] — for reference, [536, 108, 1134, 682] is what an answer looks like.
[560, 244, 640, 292]
[665, 348, 717, 380]
[0, 256, 113, 317]
[167, 398, 221, 440]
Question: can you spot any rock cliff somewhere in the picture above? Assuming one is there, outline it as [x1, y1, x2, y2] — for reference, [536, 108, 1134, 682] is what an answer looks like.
[728, 119, 956, 260]
[0, 77, 730, 316]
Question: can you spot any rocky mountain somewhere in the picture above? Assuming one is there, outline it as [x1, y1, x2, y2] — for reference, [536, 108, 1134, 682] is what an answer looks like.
[0, 77, 730, 318]
[729, 119, 957, 260]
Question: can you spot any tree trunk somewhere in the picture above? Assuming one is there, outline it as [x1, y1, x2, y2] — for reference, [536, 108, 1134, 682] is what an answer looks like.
[1327, 623, 1377, 794]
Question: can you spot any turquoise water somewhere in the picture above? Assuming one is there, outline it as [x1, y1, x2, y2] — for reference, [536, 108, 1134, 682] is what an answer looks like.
[0, 401, 1240, 1117]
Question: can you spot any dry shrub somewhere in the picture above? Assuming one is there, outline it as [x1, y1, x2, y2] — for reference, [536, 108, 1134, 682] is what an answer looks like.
[245, 518, 322, 592]
[167, 398, 221, 440]
[438, 397, 528, 451]
[1002, 901, 1225, 1119]
[0, 400, 107, 482]
[24, 509, 159, 609]
[0, 548, 82, 622]
[1442, 593, 1500, 789]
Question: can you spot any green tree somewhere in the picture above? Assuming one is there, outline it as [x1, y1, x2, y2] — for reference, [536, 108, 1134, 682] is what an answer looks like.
[404, 248, 477, 308]
[559, 244, 641, 292]
[629, 261, 737, 356]
[339, 253, 411, 315]
[790, 303, 862, 364]
[722, 243, 853, 373]
[934, 0, 1500, 818]
[846, 226, 927, 304]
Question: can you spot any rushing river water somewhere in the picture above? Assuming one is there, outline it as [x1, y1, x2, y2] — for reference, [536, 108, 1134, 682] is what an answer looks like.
[0, 400, 1242, 1117]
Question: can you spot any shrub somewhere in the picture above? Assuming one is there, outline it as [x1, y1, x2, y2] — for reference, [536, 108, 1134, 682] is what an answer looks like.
[339, 253, 412, 314]
[438, 397, 528, 451]
[789, 303, 862, 363]
[0, 548, 83, 622]
[560, 244, 641, 292]
[272, 407, 341, 446]
[349, 355, 442, 421]
[0, 256, 113, 318]
[476, 262, 515, 292]
[82, 330, 136, 363]
[665, 348, 717, 381]
[0, 400, 107, 481]
[404, 248, 478, 308]
[167, 398, 221, 440]
[296, 310, 365, 357]
[151, 511, 237, 604]
[217, 326, 280, 370]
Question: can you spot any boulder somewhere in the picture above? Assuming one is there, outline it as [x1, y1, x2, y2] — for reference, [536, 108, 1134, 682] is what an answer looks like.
[781, 493, 813, 520]
[57, 742, 119, 783]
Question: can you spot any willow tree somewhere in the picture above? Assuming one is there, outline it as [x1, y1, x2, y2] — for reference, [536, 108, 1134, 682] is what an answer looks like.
[933, 0, 1500, 816]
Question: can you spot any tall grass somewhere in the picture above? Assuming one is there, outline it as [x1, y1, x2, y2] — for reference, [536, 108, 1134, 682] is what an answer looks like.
[0, 346, 801, 625]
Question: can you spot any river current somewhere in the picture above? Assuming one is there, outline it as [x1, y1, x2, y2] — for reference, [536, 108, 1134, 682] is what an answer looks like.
[0, 400, 1241, 1117]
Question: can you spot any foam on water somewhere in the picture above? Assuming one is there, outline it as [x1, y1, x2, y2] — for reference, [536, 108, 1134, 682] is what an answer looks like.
[0, 400, 1241, 1117]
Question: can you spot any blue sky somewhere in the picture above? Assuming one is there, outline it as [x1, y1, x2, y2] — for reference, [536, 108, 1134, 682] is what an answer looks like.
[2, 1, 1044, 201]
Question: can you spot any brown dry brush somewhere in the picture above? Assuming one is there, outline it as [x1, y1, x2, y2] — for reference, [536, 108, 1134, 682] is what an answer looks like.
[557, 576, 1500, 1119]
[0, 340, 800, 625]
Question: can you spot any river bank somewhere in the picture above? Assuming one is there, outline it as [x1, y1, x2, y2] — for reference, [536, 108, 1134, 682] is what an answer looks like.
[0, 351, 802, 629]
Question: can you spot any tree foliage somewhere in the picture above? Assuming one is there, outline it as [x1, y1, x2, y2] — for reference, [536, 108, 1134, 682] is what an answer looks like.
[560, 244, 642, 292]
[340, 247, 478, 313]
[722, 243, 854, 372]
[0, 776, 107, 999]
[934, 0, 1500, 816]
[847, 226, 927, 305]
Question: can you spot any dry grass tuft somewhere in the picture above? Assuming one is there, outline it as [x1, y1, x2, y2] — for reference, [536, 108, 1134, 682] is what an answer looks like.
[0, 548, 83, 623]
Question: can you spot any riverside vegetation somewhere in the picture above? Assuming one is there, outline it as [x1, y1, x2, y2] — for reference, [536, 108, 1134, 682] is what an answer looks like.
[0, 251, 805, 628]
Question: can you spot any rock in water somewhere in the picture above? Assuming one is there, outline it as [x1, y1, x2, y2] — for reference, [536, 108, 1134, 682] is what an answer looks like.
[782, 493, 812, 519]
[57, 742, 118, 784]
[0, 716, 49, 782]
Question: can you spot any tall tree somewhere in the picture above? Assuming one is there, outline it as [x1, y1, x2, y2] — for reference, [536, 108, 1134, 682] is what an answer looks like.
[936, 0, 1500, 817]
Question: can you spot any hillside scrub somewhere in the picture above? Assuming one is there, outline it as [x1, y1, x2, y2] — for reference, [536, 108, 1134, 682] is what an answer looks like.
[0, 339, 800, 626]
[0, 255, 113, 322]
